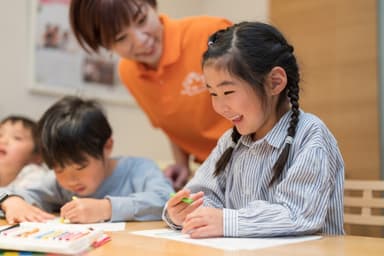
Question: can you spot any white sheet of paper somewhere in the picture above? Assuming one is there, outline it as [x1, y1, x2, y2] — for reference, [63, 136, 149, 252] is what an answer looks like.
[53, 221, 126, 231]
[22, 218, 126, 232]
[131, 228, 322, 251]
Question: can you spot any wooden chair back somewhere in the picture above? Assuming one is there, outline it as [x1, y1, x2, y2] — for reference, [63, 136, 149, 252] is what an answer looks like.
[344, 179, 384, 226]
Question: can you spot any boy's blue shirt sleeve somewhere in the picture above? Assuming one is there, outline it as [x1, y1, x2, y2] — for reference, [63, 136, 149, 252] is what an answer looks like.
[7, 171, 72, 212]
[103, 157, 174, 222]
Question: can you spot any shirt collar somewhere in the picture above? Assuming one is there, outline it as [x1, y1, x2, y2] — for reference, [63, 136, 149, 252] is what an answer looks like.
[239, 110, 293, 149]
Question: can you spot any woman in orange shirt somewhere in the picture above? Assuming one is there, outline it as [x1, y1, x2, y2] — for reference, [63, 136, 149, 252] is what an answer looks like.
[69, 0, 232, 190]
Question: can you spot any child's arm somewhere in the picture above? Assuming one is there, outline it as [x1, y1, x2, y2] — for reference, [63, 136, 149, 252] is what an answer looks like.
[7, 171, 72, 214]
[162, 131, 231, 231]
[0, 196, 55, 224]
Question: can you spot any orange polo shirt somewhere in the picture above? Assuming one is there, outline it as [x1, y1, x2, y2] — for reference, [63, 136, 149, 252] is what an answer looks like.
[119, 15, 232, 162]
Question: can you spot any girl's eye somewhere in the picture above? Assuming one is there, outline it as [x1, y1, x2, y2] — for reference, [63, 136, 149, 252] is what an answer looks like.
[209, 92, 218, 96]
[224, 91, 235, 95]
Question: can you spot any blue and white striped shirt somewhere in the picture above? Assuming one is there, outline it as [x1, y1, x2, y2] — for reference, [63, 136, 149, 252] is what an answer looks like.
[166, 110, 344, 237]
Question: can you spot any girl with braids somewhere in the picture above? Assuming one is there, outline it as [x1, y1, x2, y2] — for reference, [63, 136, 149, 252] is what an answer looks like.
[163, 22, 344, 238]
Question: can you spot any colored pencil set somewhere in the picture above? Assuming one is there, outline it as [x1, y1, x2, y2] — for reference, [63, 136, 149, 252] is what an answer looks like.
[0, 222, 108, 255]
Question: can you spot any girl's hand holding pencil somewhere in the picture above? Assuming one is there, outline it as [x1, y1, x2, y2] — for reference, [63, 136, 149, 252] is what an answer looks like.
[166, 189, 204, 226]
[169, 192, 194, 204]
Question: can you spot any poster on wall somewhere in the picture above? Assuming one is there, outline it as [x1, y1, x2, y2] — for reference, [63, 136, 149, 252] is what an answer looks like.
[29, 0, 134, 105]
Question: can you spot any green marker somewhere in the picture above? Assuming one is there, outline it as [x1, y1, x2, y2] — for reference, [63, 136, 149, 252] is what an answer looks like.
[170, 192, 194, 204]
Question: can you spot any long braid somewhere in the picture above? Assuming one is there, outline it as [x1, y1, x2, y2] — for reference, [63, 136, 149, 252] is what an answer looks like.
[214, 127, 241, 176]
[269, 44, 300, 186]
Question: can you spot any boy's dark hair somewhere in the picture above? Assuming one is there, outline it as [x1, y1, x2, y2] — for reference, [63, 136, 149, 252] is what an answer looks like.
[38, 96, 112, 169]
[69, 0, 157, 53]
[1, 115, 39, 153]
[203, 22, 300, 186]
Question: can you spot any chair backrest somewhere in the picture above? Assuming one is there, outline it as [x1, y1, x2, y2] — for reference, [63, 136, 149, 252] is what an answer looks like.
[344, 179, 384, 226]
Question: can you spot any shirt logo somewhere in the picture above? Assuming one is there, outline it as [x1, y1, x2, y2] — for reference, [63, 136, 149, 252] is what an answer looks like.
[181, 72, 207, 96]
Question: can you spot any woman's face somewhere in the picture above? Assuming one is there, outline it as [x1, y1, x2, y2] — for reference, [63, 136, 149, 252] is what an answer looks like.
[110, 3, 163, 68]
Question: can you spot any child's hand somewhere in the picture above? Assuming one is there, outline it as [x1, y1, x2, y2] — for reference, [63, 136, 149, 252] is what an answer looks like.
[1, 196, 55, 224]
[60, 198, 111, 223]
[182, 207, 223, 238]
[166, 189, 204, 226]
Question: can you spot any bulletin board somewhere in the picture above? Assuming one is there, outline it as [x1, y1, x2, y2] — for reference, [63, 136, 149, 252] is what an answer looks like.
[28, 0, 134, 106]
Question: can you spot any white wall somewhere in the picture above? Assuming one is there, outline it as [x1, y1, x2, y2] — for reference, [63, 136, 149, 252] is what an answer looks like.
[158, 0, 203, 18]
[0, 0, 267, 161]
[158, 0, 268, 22]
[201, 0, 269, 22]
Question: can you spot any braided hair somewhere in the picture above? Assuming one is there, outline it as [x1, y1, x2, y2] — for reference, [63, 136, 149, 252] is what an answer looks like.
[203, 22, 300, 185]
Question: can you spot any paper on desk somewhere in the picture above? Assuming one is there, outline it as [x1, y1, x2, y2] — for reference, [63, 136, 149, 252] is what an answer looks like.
[18, 218, 126, 232]
[131, 228, 322, 251]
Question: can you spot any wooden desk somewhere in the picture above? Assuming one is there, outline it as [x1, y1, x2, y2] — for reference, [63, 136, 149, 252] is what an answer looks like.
[1, 220, 384, 256]
[92, 222, 384, 256]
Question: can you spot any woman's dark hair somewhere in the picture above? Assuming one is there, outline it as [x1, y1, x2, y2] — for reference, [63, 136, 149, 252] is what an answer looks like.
[38, 96, 112, 169]
[69, 0, 157, 52]
[203, 22, 300, 185]
[1, 115, 40, 153]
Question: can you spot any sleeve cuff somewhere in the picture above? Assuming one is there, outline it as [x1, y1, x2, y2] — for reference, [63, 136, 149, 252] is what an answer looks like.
[162, 204, 182, 230]
[223, 208, 238, 237]
[106, 196, 134, 222]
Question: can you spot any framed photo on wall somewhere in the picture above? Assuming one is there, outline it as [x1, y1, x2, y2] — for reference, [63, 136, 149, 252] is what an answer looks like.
[29, 0, 134, 105]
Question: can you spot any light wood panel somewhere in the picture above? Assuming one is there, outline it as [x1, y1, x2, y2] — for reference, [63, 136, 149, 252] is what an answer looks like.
[270, 0, 380, 236]
[270, 0, 380, 180]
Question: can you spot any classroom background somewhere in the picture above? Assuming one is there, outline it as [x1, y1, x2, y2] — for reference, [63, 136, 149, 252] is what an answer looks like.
[0, 0, 382, 236]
